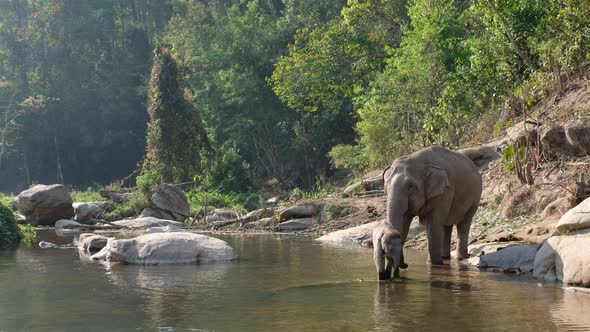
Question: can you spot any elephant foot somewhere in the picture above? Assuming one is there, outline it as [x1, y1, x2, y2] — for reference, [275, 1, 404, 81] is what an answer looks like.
[399, 262, 409, 269]
[428, 258, 445, 265]
[393, 267, 400, 279]
[441, 255, 451, 260]
[455, 251, 469, 260]
[378, 271, 391, 280]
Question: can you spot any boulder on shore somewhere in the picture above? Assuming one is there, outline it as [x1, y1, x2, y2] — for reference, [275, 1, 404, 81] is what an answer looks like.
[278, 217, 313, 231]
[55, 219, 84, 229]
[14, 184, 74, 226]
[279, 204, 321, 221]
[139, 207, 177, 220]
[533, 233, 590, 285]
[90, 232, 237, 264]
[73, 201, 110, 223]
[555, 197, 590, 233]
[150, 185, 190, 221]
[110, 217, 185, 229]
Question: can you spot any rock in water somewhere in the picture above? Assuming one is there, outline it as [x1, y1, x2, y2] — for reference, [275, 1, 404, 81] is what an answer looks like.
[91, 232, 237, 264]
[77, 233, 109, 252]
[533, 233, 590, 285]
[14, 184, 74, 226]
[73, 201, 110, 223]
[475, 245, 538, 272]
[555, 197, 590, 233]
[151, 185, 190, 221]
[55, 219, 84, 229]
[110, 217, 185, 229]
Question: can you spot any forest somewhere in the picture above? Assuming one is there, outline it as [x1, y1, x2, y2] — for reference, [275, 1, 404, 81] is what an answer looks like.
[1, 0, 588, 195]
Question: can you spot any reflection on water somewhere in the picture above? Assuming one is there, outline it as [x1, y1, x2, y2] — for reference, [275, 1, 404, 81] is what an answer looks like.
[0, 230, 589, 331]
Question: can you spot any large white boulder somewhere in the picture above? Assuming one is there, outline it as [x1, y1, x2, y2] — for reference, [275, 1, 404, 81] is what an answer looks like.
[110, 217, 185, 229]
[556, 197, 590, 233]
[533, 233, 590, 285]
[14, 184, 74, 225]
[73, 201, 110, 223]
[90, 232, 237, 264]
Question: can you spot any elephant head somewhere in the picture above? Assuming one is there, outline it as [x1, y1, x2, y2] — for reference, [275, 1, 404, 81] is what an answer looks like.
[373, 222, 404, 280]
[382, 163, 450, 272]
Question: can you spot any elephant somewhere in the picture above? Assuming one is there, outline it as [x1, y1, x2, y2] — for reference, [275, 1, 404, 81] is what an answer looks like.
[380, 146, 482, 275]
[373, 220, 409, 280]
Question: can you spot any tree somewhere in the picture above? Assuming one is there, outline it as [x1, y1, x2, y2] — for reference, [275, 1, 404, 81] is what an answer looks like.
[142, 47, 211, 184]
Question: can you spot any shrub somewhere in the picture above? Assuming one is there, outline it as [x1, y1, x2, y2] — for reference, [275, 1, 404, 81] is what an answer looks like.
[71, 189, 104, 203]
[0, 201, 22, 248]
[328, 144, 370, 178]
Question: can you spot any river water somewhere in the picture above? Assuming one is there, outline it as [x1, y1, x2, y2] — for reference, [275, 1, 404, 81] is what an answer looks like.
[1, 230, 589, 331]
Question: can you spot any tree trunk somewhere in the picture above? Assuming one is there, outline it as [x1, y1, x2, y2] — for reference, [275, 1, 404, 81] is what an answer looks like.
[487, 0, 538, 71]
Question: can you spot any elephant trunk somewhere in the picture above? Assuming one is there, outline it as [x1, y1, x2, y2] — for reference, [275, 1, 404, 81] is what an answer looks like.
[390, 236, 403, 278]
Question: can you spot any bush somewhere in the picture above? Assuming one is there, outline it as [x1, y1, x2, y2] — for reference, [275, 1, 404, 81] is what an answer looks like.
[71, 189, 104, 203]
[328, 144, 370, 178]
[186, 190, 262, 215]
[0, 201, 22, 248]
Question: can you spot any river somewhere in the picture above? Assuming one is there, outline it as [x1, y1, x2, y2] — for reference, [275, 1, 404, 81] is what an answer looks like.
[0, 229, 589, 331]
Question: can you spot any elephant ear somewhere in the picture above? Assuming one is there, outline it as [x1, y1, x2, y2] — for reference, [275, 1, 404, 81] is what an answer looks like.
[424, 165, 449, 200]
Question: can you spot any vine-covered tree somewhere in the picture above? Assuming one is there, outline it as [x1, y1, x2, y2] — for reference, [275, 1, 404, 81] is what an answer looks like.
[142, 47, 211, 184]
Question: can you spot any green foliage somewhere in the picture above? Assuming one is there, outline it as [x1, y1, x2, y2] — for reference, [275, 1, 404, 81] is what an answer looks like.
[0, 193, 13, 207]
[0, 201, 21, 248]
[104, 191, 150, 221]
[501, 145, 525, 172]
[186, 190, 261, 216]
[136, 169, 159, 198]
[19, 224, 37, 247]
[196, 145, 251, 193]
[328, 144, 369, 178]
[71, 189, 104, 203]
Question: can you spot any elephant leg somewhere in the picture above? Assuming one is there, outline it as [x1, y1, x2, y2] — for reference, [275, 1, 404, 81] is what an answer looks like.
[427, 222, 444, 265]
[441, 225, 452, 259]
[385, 258, 393, 279]
[456, 204, 478, 260]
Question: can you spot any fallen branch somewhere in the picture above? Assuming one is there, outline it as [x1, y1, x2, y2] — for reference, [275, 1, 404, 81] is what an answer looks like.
[354, 190, 385, 197]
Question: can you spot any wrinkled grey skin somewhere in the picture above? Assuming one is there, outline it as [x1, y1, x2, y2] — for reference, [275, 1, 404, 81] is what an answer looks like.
[382, 146, 482, 274]
[373, 221, 407, 280]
